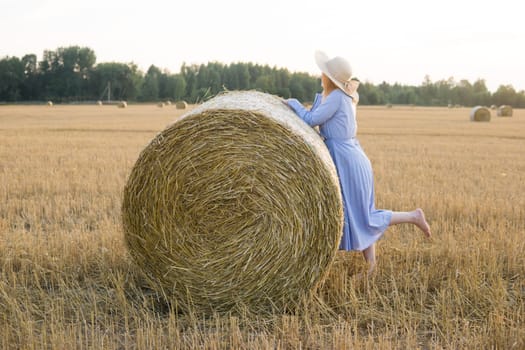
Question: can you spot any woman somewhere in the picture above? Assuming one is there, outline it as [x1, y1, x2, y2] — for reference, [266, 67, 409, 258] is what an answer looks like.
[285, 51, 431, 273]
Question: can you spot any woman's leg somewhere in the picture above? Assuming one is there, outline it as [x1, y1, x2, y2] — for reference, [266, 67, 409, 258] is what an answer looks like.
[361, 209, 431, 275]
[390, 208, 431, 237]
[362, 243, 376, 274]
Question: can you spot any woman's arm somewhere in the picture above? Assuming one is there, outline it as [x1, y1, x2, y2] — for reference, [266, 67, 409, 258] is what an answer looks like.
[287, 92, 340, 127]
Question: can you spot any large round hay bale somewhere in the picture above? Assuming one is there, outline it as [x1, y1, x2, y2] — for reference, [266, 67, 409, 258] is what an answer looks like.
[470, 106, 491, 122]
[157, 102, 165, 108]
[118, 101, 127, 108]
[122, 91, 343, 314]
[175, 100, 188, 109]
[47, 101, 53, 106]
[497, 105, 513, 117]
[97, 100, 103, 106]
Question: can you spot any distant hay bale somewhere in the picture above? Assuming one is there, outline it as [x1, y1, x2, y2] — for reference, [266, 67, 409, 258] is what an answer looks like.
[448, 104, 453, 108]
[386, 103, 393, 108]
[118, 101, 127, 108]
[97, 100, 103, 106]
[47, 101, 53, 106]
[122, 91, 343, 314]
[497, 105, 513, 117]
[470, 106, 491, 122]
[165, 100, 172, 105]
[157, 102, 165, 108]
[490, 104, 497, 110]
[175, 100, 188, 109]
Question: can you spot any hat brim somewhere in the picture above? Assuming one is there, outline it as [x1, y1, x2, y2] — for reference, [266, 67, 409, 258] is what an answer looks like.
[314, 50, 357, 99]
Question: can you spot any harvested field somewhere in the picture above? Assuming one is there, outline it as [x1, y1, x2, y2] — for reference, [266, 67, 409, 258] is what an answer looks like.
[0, 104, 523, 349]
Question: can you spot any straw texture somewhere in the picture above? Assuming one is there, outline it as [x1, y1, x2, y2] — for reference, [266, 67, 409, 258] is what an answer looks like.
[175, 100, 188, 109]
[122, 91, 343, 314]
[497, 105, 513, 117]
[470, 106, 491, 122]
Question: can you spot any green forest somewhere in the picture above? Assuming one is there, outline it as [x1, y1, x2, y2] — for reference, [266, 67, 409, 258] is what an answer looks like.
[1, 45, 524, 107]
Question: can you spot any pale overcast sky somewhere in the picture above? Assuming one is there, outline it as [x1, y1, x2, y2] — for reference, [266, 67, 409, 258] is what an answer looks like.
[1, 0, 524, 92]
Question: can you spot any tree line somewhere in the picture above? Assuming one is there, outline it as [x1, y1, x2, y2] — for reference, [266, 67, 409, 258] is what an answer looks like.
[1, 45, 524, 107]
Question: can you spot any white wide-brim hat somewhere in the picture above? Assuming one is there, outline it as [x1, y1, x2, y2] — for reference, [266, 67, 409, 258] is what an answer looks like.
[315, 50, 358, 98]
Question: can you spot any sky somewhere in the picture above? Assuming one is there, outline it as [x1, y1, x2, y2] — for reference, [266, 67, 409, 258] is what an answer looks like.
[1, 0, 524, 92]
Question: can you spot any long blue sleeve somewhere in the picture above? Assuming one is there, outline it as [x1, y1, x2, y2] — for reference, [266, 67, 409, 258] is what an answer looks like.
[310, 93, 322, 111]
[287, 93, 340, 127]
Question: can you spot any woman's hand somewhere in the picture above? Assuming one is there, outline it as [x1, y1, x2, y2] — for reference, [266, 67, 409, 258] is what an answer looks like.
[283, 98, 300, 106]
[281, 98, 292, 108]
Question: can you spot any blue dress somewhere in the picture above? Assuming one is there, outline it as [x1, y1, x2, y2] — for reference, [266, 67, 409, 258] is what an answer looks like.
[287, 90, 392, 251]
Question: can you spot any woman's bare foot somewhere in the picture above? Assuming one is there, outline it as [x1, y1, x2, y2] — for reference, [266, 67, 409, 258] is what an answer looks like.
[354, 262, 376, 280]
[367, 260, 377, 275]
[414, 208, 431, 238]
[362, 244, 377, 276]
